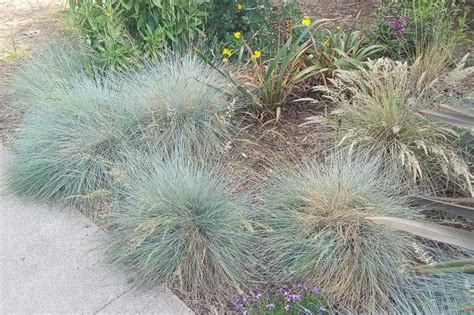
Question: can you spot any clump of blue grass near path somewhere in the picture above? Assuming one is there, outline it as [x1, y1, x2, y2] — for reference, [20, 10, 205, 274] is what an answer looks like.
[258, 153, 472, 314]
[125, 54, 238, 156]
[12, 42, 94, 111]
[8, 73, 140, 214]
[105, 150, 258, 306]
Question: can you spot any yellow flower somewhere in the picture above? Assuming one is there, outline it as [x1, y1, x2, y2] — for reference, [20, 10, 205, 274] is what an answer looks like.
[323, 39, 330, 48]
[252, 50, 262, 59]
[233, 31, 241, 39]
[222, 57, 229, 63]
[235, 3, 243, 11]
[105, 11, 113, 17]
[336, 25, 341, 31]
[223, 48, 232, 56]
[301, 16, 312, 27]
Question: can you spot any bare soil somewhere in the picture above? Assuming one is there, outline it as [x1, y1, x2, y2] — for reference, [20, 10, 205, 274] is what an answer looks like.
[298, 0, 376, 23]
[226, 105, 331, 194]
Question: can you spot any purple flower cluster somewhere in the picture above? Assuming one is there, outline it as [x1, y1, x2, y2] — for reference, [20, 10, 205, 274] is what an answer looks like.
[233, 298, 246, 314]
[233, 292, 263, 314]
[273, 285, 323, 313]
[391, 16, 409, 39]
[232, 284, 326, 314]
[276, 285, 306, 302]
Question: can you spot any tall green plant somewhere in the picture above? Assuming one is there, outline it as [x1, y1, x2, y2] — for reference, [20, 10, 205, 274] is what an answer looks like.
[205, 0, 300, 58]
[115, 0, 209, 47]
[241, 21, 382, 115]
[251, 37, 318, 113]
[305, 26, 384, 81]
[65, 1, 140, 70]
[241, 21, 328, 114]
[67, 0, 210, 69]
[370, 0, 466, 60]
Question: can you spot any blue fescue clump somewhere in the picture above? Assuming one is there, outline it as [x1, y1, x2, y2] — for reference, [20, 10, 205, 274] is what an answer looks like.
[258, 153, 472, 314]
[124, 54, 238, 155]
[12, 42, 94, 111]
[105, 151, 258, 303]
[9, 47, 237, 212]
[9, 73, 139, 210]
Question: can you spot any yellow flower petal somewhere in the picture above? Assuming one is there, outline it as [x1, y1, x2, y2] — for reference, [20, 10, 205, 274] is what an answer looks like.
[251, 50, 262, 60]
[234, 32, 241, 39]
[301, 16, 312, 27]
[223, 48, 232, 56]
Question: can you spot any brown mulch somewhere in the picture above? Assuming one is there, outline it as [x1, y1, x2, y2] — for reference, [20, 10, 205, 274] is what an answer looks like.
[298, 0, 376, 25]
[226, 104, 332, 192]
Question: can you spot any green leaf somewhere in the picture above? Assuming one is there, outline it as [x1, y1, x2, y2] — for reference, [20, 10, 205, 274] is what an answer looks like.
[334, 57, 364, 70]
[119, 0, 132, 10]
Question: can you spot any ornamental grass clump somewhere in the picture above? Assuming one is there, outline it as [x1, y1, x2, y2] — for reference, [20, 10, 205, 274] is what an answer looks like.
[12, 42, 93, 111]
[105, 151, 257, 304]
[312, 58, 472, 196]
[127, 54, 237, 155]
[260, 154, 470, 314]
[8, 74, 139, 210]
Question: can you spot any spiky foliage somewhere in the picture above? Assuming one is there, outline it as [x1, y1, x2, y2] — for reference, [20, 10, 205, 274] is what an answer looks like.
[105, 152, 257, 304]
[260, 154, 471, 313]
[411, 41, 454, 85]
[8, 74, 139, 211]
[437, 53, 474, 101]
[126, 54, 237, 155]
[12, 42, 94, 110]
[409, 0, 466, 78]
[313, 58, 472, 196]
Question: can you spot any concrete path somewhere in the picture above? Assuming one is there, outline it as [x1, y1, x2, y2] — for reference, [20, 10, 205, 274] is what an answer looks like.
[0, 146, 193, 314]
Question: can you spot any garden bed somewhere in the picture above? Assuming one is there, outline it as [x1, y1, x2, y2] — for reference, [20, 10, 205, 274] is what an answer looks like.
[1, 0, 473, 314]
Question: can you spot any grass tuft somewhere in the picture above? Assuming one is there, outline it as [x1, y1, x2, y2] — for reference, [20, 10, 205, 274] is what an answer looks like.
[8, 73, 139, 212]
[126, 54, 238, 155]
[8, 51, 237, 212]
[259, 153, 471, 313]
[313, 58, 472, 196]
[105, 151, 258, 304]
[12, 42, 94, 111]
